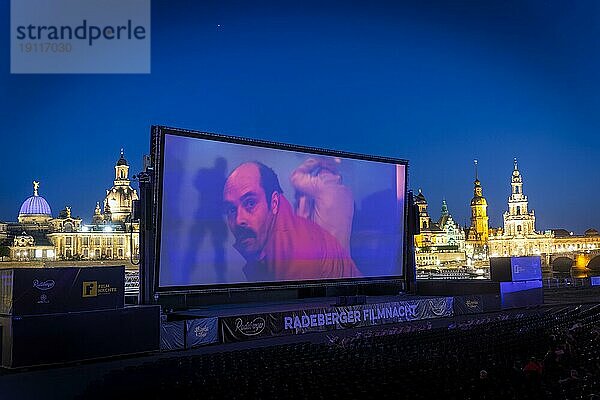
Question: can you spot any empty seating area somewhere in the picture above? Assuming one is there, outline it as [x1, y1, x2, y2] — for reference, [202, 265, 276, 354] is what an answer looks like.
[79, 304, 600, 399]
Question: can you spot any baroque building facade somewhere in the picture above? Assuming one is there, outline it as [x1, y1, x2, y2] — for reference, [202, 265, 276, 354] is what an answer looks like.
[488, 159, 553, 259]
[411, 158, 600, 277]
[413, 190, 466, 268]
[2, 151, 139, 265]
[488, 159, 599, 275]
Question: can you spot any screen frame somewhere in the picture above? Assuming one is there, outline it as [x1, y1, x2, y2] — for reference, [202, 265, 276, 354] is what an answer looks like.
[151, 125, 410, 293]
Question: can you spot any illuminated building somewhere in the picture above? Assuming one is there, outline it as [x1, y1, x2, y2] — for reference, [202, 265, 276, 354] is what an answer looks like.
[488, 159, 552, 260]
[488, 159, 600, 275]
[465, 160, 489, 255]
[0, 221, 7, 240]
[413, 190, 466, 268]
[10, 231, 55, 261]
[102, 149, 139, 223]
[49, 150, 139, 262]
[7, 181, 57, 261]
[2, 150, 139, 265]
[503, 159, 536, 236]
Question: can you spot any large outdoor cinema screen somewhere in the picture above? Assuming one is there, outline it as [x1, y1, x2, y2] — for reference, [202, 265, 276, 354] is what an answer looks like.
[156, 128, 407, 289]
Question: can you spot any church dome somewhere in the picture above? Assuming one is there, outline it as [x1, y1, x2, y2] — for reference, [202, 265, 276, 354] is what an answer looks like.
[19, 182, 52, 217]
[19, 196, 52, 216]
[116, 148, 128, 166]
[414, 189, 427, 204]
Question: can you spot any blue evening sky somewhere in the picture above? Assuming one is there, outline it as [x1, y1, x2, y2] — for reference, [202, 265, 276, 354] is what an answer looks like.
[0, 1, 598, 233]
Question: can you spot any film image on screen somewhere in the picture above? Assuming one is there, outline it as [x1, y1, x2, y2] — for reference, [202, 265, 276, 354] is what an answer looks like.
[157, 129, 407, 288]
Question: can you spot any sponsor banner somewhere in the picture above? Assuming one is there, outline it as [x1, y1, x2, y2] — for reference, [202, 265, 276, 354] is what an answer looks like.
[221, 297, 453, 343]
[283, 297, 454, 335]
[3, 266, 124, 316]
[160, 321, 185, 351]
[221, 314, 278, 343]
[186, 317, 219, 348]
[453, 295, 484, 315]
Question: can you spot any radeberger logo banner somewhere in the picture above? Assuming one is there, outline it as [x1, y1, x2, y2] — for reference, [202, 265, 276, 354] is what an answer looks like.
[221, 298, 454, 343]
[234, 317, 266, 336]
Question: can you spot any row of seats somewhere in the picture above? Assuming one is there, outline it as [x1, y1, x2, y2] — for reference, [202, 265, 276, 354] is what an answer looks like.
[80, 304, 600, 399]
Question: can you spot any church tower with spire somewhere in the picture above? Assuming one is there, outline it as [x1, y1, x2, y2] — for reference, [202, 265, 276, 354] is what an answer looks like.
[467, 160, 489, 246]
[487, 158, 553, 261]
[414, 189, 431, 231]
[503, 158, 535, 236]
[103, 149, 139, 224]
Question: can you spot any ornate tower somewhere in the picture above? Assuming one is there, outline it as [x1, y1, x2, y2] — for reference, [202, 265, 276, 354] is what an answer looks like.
[92, 202, 104, 224]
[503, 158, 535, 236]
[414, 189, 431, 231]
[115, 148, 130, 182]
[468, 160, 489, 246]
[440, 199, 449, 218]
[103, 149, 139, 223]
[413, 189, 433, 249]
[438, 199, 465, 251]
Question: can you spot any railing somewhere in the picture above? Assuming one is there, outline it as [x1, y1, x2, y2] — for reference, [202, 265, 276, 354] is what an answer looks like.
[543, 277, 589, 288]
[125, 270, 139, 296]
[416, 270, 489, 280]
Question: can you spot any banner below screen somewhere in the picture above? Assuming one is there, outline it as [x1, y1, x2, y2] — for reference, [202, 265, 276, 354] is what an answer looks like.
[221, 297, 453, 343]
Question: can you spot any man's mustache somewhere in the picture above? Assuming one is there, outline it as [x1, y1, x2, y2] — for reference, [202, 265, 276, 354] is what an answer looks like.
[234, 226, 256, 241]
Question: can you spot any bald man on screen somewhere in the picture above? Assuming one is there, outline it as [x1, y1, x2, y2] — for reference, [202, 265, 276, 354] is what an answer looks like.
[223, 162, 361, 282]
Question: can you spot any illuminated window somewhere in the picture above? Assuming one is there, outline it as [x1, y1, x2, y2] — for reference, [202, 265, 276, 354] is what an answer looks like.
[66, 237, 72, 246]
[118, 248, 124, 258]
[35, 249, 42, 258]
[83, 237, 89, 246]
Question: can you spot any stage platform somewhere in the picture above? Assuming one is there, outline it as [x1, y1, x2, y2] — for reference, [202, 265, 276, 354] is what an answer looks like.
[171, 294, 435, 319]
[160, 280, 545, 350]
